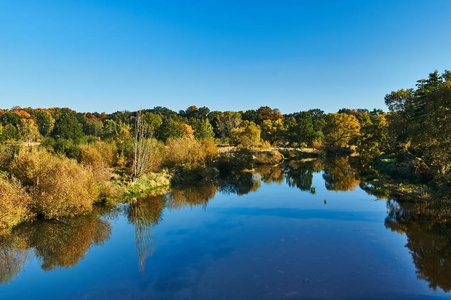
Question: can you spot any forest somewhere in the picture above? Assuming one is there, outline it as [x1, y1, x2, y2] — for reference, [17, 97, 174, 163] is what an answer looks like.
[0, 70, 450, 232]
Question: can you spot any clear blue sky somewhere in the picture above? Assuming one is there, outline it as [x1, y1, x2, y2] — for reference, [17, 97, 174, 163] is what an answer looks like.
[1, 0, 450, 114]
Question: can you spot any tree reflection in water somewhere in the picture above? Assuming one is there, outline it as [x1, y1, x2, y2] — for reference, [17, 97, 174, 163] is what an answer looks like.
[127, 194, 165, 272]
[256, 166, 284, 185]
[167, 180, 217, 210]
[0, 234, 28, 284]
[216, 173, 261, 196]
[0, 212, 112, 284]
[323, 157, 360, 191]
[384, 196, 451, 292]
[255, 160, 323, 193]
[22, 214, 112, 271]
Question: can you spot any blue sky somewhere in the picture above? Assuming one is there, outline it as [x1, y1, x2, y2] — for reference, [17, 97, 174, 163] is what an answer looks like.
[1, 0, 450, 114]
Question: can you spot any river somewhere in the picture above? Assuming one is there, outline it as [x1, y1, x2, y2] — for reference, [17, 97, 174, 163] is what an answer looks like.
[1, 158, 450, 299]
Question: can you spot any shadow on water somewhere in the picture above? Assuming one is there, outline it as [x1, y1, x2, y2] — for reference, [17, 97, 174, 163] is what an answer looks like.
[1, 157, 451, 294]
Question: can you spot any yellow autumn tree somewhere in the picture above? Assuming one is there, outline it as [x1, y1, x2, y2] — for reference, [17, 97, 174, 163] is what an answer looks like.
[323, 113, 361, 150]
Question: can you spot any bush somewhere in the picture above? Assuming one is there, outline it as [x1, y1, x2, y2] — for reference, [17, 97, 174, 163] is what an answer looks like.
[10, 149, 100, 219]
[79, 141, 116, 167]
[0, 146, 14, 172]
[165, 137, 216, 169]
[260, 140, 271, 150]
[0, 172, 33, 230]
[255, 150, 283, 165]
[312, 140, 322, 149]
[116, 138, 134, 168]
[88, 163, 119, 200]
[53, 138, 82, 160]
[217, 148, 253, 174]
[230, 121, 261, 148]
[200, 139, 218, 164]
[32, 157, 97, 218]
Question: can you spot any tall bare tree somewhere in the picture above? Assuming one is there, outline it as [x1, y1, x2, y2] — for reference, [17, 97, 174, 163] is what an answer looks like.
[133, 110, 152, 182]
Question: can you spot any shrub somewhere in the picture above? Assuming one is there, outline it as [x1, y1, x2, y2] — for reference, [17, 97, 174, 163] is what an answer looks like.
[200, 139, 218, 164]
[165, 137, 215, 169]
[9, 148, 49, 186]
[88, 163, 119, 201]
[0, 146, 14, 172]
[10, 149, 100, 219]
[31, 157, 97, 218]
[0, 172, 33, 230]
[312, 140, 322, 149]
[217, 148, 253, 174]
[255, 150, 283, 165]
[260, 140, 271, 150]
[80, 141, 116, 167]
[53, 138, 82, 160]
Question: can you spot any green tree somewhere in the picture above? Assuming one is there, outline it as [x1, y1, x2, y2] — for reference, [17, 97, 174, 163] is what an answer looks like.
[156, 118, 183, 142]
[283, 117, 298, 143]
[357, 113, 389, 167]
[83, 119, 103, 137]
[102, 119, 118, 139]
[190, 118, 214, 140]
[142, 112, 163, 133]
[385, 70, 451, 175]
[52, 113, 84, 141]
[0, 112, 20, 127]
[35, 111, 54, 137]
[294, 112, 316, 145]
[241, 109, 258, 123]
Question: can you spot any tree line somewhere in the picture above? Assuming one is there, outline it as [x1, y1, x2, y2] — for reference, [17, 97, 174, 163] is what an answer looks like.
[1, 70, 449, 172]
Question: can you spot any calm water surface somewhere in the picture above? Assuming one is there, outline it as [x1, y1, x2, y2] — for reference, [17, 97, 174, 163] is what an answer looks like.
[1, 158, 450, 299]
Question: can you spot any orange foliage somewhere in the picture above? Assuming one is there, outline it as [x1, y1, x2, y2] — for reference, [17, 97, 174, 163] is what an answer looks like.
[10, 110, 31, 119]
